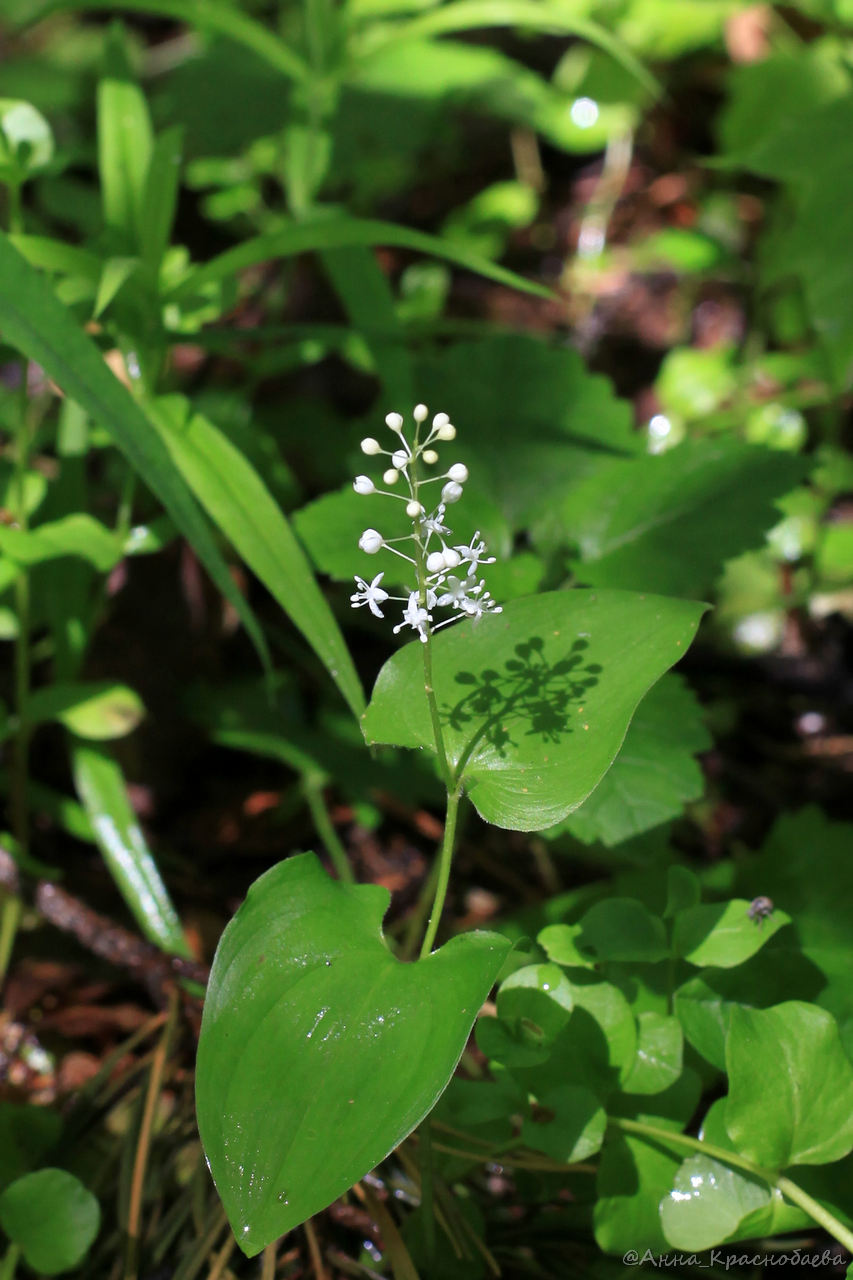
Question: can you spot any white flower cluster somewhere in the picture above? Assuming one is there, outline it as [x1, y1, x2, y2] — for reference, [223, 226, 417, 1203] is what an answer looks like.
[350, 404, 501, 642]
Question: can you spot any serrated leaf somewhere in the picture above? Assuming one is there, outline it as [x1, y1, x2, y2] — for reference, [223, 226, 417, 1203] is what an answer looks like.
[557, 673, 709, 846]
[415, 335, 640, 539]
[362, 590, 705, 831]
[562, 439, 807, 596]
[726, 1002, 853, 1169]
[196, 853, 509, 1254]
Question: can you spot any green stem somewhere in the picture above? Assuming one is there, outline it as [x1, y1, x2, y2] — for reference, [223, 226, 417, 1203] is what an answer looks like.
[0, 896, 22, 985]
[611, 1118, 853, 1254]
[776, 1176, 853, 1254]
[420, 632, 450, 785]
[0, 1243, 20, 1280]
[302, 775, 354, 883]
[419, 787, 461, 959]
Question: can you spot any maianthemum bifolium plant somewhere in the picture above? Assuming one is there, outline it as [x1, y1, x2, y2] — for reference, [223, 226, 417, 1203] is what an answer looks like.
[194, 409, 853, 1273]
[2, 2, 853, 1274]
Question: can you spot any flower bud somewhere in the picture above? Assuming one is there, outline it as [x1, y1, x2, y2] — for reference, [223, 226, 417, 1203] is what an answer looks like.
[360, 437, 382, 455]
[391, 449, 409, 469]
[436, 423, 456, 441]
[443, 547, 461, 568]
[406, 500, 424, 517]
[426, 551, 446, 573]
[353, 475, 375, 495]
[442, 480, 463, 504]
[359, 528, 384, 554]
[385, 412, 404, 432]
[447, 463, 468, 483]
[413, 404, 428, 423]
[383, 468, 400, 485]
[432, 412, 450, 429]
[422, 448, 439, 464]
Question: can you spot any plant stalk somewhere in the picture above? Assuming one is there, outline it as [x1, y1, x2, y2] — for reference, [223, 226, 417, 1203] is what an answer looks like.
[419, 787, 461, 959]
[303, 774, 354, 883]
[611, 1118, 853, 1254]
[0, 1244, 20, 1280]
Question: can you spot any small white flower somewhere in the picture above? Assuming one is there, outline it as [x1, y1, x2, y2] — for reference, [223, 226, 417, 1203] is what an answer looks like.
[436, 576, 469, 609]
[422, 448, 439, 464]
[436, 422, 456, 441]
[420, 504, 451, 539]
[385, 412, 404, 431]
[391, 448, 409, 469]
[353, 475, 375, 495]
[359, 528, 384, 554]
[447, 463, 468, 483]
[361, 437, 382, 455]
[413, 404, 429, 423]
[394, 592, 432, 642]
[455, 531, 495, 578]
[442, 547, 461, 568]
[383, 468, 400, 485]
[432, 413, 450, 429]
[442, 480, 463, 504]
[406, 500, 424, 517]
[351, 573, 389, 618]
[426, 550, 446, 574]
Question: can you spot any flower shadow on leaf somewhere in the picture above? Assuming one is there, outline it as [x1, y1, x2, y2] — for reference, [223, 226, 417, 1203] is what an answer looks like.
[443, 635, 602, 760]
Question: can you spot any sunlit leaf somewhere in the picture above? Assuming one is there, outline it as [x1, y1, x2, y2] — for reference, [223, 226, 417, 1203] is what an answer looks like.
[363, 590, 706, 830]
[196, 852, 510, 1254]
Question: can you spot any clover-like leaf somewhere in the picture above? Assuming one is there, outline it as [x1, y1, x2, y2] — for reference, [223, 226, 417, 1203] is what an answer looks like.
[673, 900, 790, 969]
[725, 1002, 853, 1169]
[196, 853, 510, 1255]
[362, 590, 706, 831]
[623, 1013, 684, 1096]
[0, 1169, 99, 1275]
[575, 898, 669, 965]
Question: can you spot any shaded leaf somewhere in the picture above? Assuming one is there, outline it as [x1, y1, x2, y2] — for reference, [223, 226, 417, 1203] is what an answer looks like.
[556, 674, 710, 846]
[0, 1169, 99, 1275]
[30, 681, 144, 740]
[0, 231, 269, 669]
[562, 439, 807, 595]
[150, 395, 364, 719]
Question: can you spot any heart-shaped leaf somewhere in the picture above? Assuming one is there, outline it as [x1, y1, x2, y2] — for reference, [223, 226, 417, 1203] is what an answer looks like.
[0, 1169, 99, 1275]
[725, 1002, 853, 1169]
[196, 853, 510, 1255]
[362, 590, 706, 831]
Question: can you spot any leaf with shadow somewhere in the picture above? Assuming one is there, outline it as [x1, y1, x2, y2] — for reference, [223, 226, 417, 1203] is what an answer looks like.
[362, 590, 706, 831]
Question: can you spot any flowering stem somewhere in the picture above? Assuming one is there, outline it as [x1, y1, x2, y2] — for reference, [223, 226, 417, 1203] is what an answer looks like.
[419, 786, 461, 958]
